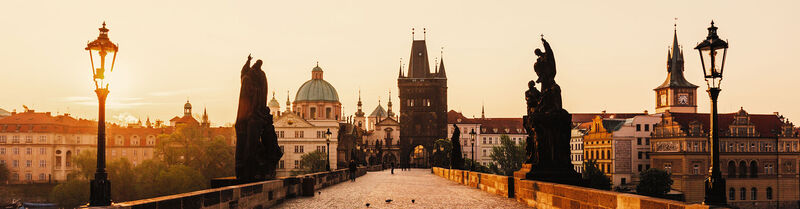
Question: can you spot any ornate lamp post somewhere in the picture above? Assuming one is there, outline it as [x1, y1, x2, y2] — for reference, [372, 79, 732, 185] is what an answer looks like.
[325, 128, 332, 171]
[469, 129, 476, 171]
[86, 22, 118, 206]
[695, 21, 729, 206]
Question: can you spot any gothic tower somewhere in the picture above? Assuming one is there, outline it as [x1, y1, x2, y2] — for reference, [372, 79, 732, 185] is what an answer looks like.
[397, 32, 447, 167]
[654, 26, 698, 113]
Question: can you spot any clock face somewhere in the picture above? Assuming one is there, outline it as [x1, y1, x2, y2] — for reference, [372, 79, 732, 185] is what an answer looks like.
[678, 95, 689, 105]
[660, 94, 667, 106]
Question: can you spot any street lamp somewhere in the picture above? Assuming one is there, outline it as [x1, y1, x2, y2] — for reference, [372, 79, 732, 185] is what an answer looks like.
[86, 22, 118, 207]
[469, 129, 476, 171]
[696, 21, 729, 207]
[325, 128, 332, 171]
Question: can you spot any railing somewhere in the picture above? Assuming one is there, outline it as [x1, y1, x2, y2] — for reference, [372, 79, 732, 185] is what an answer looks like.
[432, 167, 712, 209]
[87, 167, 367, 209]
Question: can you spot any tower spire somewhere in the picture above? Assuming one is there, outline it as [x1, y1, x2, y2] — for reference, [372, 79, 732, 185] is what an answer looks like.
[438, 47, 446, 78]
[285, 90, 291, 112]
[481, 103, 485, 119]
[398, 58, 404, 78]
[387, 90, 394, 118]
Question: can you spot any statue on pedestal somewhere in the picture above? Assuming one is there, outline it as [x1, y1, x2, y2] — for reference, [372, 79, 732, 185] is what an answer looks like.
[234, 54, 283, 182]
[516, 37, 581, 186]
[450, 124, 464, 170]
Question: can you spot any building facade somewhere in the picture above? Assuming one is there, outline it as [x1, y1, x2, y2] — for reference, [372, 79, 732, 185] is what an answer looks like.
[446, 110, 526, 167]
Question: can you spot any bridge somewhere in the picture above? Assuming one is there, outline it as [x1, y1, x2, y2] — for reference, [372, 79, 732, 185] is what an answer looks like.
[91, 168, 711, 209]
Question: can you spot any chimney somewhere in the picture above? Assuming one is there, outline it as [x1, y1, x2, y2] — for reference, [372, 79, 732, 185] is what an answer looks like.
[644, 110, 649, 114]
[774, 112, 780, 116]
[601, 110, 606, 114]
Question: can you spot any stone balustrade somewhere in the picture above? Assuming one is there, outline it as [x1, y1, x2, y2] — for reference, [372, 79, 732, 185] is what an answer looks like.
[433, 167, 714, 209]
[87, 167, 366, 209]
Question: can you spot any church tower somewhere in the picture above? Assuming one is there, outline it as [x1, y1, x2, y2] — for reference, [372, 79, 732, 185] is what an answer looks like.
[654, 26, 698, 113]
[184, 100, 192, 117]
[397, 29, 448, 167]
[201, 107, 210, 128]
[354, 90, 366, 129]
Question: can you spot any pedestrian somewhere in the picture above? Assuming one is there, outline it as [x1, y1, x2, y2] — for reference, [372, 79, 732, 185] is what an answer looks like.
[349, 160, 357, 182]
[391, 162, 395, 174]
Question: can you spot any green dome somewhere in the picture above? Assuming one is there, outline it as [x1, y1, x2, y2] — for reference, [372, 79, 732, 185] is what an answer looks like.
[268, 96, 280, 107]
[295, 79, 339, 102]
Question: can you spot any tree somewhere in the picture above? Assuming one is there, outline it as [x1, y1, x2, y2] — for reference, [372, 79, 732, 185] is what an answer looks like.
[69, 150, 97, 180]
[155, 125, 234, 182]
[464, 158, 491, 173]
[154, 165, 207, 196]
[636, 168, 673, 198]
[431, 139, 452, 168]
[50, 178, 89, 208]
[489, 135, 526, 176]
[133, 159, 169, 199]
[108, 158, 138, 202]
[583, 160, 611, 190]
[293, 151, 328, 175]
[0, 161, 9, 183]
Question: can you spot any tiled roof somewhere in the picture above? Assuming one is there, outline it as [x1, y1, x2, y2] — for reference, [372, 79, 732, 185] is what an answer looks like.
[447, 110, 524, 134]
[571, 113, 645, 124]
[667, 112, 785, 138]
[447, 110, 481, 124]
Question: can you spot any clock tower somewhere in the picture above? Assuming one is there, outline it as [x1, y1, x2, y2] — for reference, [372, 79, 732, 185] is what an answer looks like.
[654, 27, 698, 113]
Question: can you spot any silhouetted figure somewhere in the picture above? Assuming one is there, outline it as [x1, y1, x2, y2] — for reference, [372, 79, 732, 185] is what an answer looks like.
[235, 54, 283, 182]
[450, 124, 464, 169]
[391, 162, 395, 174]
[349, 160, 357, 182]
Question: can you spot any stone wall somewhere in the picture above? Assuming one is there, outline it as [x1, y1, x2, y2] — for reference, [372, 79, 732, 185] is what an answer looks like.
[433, 167, 713, 209]
[88, 167, 366, 209]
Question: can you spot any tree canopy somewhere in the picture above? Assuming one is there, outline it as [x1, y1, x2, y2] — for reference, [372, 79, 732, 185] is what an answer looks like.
[489, 135, 526, 176]
[636, 168, 673, 197]
[293, 150, 328, 175]
[582, 160, 611, 190]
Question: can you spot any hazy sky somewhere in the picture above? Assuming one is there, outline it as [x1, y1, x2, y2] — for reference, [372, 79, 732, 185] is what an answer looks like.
[1, 1, 798, 126]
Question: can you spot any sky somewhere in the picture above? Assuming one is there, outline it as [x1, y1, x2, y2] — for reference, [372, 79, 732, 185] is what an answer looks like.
[1, 0, 798, 126]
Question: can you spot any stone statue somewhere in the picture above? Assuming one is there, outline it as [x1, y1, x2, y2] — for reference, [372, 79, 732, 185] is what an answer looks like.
[235, 54, 283, 182]
[450, 124, 464, 169]
[517, 37, 581, 186]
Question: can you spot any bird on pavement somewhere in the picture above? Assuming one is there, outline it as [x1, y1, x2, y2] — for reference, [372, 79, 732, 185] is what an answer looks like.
[385, 199, 393, 203]
[365, 203, 370, 207]
[412, 199, 415, 203]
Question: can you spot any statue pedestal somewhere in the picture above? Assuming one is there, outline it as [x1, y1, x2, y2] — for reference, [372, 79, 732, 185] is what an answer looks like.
[514, 164, 582, 186]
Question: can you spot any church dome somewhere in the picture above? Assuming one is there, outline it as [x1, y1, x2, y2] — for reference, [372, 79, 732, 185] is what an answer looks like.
[295, 64, 340, 102]
[268, 95, 281, 108]
[295, 79, 339, 102]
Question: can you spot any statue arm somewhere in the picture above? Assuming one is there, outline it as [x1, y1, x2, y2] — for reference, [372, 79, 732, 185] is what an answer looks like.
[241, 55, 252, 77]
[542, 39, 555, 68]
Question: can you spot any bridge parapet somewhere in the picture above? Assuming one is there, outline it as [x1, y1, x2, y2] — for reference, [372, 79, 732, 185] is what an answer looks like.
[433, 167, 713, 209]
[87, 167, 367, 209]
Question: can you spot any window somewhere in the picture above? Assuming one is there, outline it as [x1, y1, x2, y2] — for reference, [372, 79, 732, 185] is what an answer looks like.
[751, 188, 757, 200]
[13, 160, 19, 167]
[739, 161, 747, 178]
[645, 152, 649, 159]
[39, 160, 46, 167]
[621, 178, 626, 185]
[13, 148, 18, 155]
[26, 148, 31, 155]
[638, 164, 643, 172]
[637, 138, 642, 145]
[0, 148, 4, 155]
[0, 136, 6, 143]
[636, 124, 641, 131]
[740, 188, 746, 200]
[325, 107, 332, 119]
[39, 136, 46, 143]
[646, 164, 650, 170]
[25, 136, 33, 143]
[693, 164, 699, 175]
[39, 148, 45, 154]
[279, 160, 284, 169]
[482, 149, 487, 156]
[644, 124, 650, 131]
[294, 160, 299, 169]
[728, 161, 737, 177]
[750, 161, 758, 178]
[310, 107, 317, 119]
[766, 187, 773, 200]
[664, 162, 672, 173]
[25, 173, 32, 181]
[280, 146, 284, 153]
[39, 173, 45, 181]
[26, 160, 31, 167]
[729, 188, 735, 200]
[278, 131, 285, 138]
[12, 136, 20, 143]
[645, 138, 649, 145]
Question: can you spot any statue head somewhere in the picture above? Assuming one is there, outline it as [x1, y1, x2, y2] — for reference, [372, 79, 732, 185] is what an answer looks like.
[534, 48, 543, 57]
[528, 80, 536, 89]
[253, 59, 263, 70]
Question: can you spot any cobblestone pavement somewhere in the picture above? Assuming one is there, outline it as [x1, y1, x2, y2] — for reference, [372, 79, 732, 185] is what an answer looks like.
[273, 169, 530, 209]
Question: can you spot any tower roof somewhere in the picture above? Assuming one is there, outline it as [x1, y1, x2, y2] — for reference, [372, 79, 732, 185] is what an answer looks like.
[369, 104, 387, 118]
[268, 92, 281, 108]
[406, 40, 431, 78]
[655, 27, 698, 90]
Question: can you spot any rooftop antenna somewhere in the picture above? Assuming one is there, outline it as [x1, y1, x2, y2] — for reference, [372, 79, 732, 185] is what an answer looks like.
[412, 28, 415, 40]
[423, 28, 427, 40]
